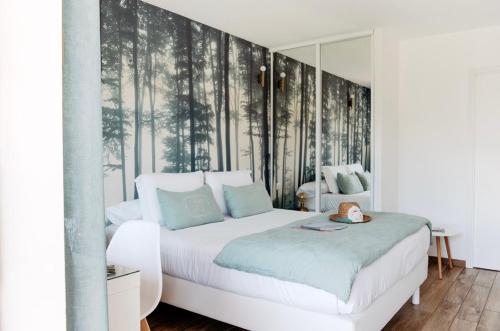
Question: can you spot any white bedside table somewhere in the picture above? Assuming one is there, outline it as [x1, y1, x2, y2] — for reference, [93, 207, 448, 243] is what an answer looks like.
[107, 266, 140, 331]
[432, 230, 460, 280]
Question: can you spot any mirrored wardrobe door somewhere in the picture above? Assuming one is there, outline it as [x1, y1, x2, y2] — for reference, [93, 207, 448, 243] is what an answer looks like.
[271, 45, 318, 211]
[320, 36, 373, 212]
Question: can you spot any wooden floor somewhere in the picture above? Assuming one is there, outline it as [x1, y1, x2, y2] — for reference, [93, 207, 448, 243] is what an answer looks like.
[149, 263, 500, 331]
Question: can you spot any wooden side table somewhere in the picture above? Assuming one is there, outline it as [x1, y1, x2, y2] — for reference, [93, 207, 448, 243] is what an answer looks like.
[432, 230, 460, 279]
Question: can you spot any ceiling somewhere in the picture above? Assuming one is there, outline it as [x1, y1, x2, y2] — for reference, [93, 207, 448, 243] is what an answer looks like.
[144, 0, 500, 48]
[281, 37, 372, 87]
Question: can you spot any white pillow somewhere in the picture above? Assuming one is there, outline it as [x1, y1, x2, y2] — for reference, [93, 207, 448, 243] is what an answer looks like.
[321, 165, 347, 193]
[345, 163, 364, 174]
[135, 171, 204, 223]
[205, 170, 253, 214]
[105, 199, 142, 226]
[296, 180, 329, 197]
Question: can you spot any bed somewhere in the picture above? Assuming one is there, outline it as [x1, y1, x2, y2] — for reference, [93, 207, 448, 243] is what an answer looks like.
[107, 171, 429, 330]
[157, 208, 430, 331]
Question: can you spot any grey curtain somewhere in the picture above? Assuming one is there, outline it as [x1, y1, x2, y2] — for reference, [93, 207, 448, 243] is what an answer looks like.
[63, 0, 108, 329]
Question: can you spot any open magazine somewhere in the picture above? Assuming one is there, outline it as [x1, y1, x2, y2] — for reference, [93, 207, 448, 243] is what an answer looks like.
[300, 221, 348, 232]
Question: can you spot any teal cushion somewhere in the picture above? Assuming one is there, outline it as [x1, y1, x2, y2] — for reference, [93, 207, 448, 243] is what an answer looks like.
[223, 182, 273, 218]
[337, 173, 364, 194]
[355, 171, 371, 191]
[156, 185, 224, 230]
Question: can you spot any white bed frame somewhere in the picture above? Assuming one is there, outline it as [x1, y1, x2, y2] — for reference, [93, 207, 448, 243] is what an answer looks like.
[160, 255, 427, 331]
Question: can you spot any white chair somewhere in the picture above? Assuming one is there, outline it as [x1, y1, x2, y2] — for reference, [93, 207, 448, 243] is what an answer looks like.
[107, 221, 162, 331]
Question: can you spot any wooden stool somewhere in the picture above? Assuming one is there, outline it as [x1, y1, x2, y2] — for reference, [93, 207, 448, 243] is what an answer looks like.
[432, 230, 459, 279]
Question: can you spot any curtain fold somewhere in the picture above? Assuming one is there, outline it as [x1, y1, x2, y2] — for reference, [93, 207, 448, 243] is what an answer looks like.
[63, 0, 108, 329]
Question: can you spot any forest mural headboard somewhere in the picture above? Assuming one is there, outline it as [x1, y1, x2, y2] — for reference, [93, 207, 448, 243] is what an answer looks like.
[100, 0, 270, 205]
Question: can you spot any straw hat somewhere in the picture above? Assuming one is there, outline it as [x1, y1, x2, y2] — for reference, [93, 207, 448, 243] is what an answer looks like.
[329, 202, 372, 224]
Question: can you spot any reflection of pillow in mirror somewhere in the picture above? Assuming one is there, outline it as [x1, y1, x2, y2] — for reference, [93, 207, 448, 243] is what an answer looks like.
[345, 163, 364, 174]
[355, 171, 371, 191]
[322, 166, 347, 193]
[337, 173, 364, 194]
[296, 180, 329, 197]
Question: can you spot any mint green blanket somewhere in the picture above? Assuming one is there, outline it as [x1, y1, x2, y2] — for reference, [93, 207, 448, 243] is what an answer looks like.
[214, 212, 431, 302]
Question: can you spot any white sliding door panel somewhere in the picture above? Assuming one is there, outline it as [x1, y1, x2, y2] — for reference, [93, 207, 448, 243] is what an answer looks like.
[474, 70, 500, 271]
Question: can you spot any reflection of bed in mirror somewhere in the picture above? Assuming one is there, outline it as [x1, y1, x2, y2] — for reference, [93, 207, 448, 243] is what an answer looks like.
[298, 186, 371, 212]
[297, 163, 372, 212]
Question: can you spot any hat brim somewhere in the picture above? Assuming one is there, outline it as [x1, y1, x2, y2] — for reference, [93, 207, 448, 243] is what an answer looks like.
[329, 214, 373, 224]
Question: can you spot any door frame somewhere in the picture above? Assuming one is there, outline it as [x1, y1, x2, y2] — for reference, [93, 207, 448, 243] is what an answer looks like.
[467, 66, 500, 268]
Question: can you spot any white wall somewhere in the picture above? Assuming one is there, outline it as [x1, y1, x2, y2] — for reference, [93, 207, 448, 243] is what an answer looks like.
[397, 26, 500, 262]
[373, 28, 400, 212]
[0, 1, 66, 330]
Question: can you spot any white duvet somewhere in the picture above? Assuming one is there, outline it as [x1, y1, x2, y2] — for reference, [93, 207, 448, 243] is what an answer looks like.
[159, 209, 429, 315]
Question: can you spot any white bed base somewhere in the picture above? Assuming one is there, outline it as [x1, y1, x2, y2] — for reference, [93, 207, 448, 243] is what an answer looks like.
[160, 255, 427, 331]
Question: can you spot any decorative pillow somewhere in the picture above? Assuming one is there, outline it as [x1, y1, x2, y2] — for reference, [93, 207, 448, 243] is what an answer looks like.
[337, 173, 364, 195]
[156, 185, 224, 230]
[223, 182, 273, 218]
[296, 180, 329, 197]
[205, 170, 253, 214]
[105, 199, 142, 226]
[355, 171, 371, 191]
[345, 163, 364, 174]
[321, 165, 347, 193]
[135, 171, 204, 223]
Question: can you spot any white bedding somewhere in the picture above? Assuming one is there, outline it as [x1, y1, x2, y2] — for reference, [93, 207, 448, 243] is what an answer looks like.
[160, 209, 429, 315]
[105, 223, 120, 246]
[305, 191, 372, 213]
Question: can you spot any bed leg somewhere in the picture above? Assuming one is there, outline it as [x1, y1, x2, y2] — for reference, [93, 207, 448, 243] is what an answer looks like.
[411, 287, 420, 305]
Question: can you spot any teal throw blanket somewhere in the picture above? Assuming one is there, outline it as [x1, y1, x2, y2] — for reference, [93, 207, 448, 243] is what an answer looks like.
[214, 212, 431, 302]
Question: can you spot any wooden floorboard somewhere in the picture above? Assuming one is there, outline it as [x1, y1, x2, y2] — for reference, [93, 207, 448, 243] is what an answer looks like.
[485, 273, 500, 314]
[485, 287, 500, 313]
[448, 269, 480, 302]
[450, 318, 478, 331]
[493, 273, 500, 290]
[456, 285, 491, 322]
[477, 310, 500, 331]
[422, 299, 462, 331]
[383, 303, 432, 331]
[150, 264, 500, 331]
[474, 270, 497, 289]
[456, 270, 496, 324]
